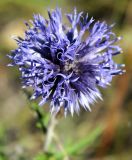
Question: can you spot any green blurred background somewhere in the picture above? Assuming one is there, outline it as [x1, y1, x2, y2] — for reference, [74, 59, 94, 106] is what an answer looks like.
[0, 0, 132, 159]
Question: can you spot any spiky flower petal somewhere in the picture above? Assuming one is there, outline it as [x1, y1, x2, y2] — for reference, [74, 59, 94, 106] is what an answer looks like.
[9, 8, 125, 116]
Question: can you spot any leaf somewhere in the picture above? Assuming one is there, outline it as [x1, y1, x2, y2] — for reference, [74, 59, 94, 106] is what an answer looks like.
[34, 153, 55, 160]
[55, 124, 104, 159]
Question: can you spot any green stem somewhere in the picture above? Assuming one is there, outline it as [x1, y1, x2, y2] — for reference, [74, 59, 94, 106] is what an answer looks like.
[31, 103, 47, 134]
[35, 107, 47, 134]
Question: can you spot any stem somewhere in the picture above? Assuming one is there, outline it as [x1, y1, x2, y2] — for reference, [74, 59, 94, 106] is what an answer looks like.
[31, 103, 67, 157]
[35, 108, 47, 134]
[31, 103, 47, 134]
[44, 114, 58, 152]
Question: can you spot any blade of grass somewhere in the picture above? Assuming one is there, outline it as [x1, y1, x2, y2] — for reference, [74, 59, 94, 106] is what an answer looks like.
[55, 124, 104, 159]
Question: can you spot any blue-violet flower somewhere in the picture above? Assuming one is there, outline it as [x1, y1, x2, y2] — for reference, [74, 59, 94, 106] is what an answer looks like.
[9, 8, 125, 116]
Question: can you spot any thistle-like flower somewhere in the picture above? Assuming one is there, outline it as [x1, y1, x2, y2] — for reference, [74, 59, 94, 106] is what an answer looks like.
[9, 8, 125, 116]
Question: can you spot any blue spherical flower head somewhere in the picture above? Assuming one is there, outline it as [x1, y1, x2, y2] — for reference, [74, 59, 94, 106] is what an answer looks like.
[9, 8, 125, 116]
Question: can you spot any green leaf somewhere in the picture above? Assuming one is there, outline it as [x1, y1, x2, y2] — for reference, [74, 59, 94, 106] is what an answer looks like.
[34, 153, 55, 160]
[55, 124, 104, 159]
[67, 125, 104, 155]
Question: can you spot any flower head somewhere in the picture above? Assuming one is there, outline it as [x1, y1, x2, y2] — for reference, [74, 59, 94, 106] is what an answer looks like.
[9, 8, 125, 116]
